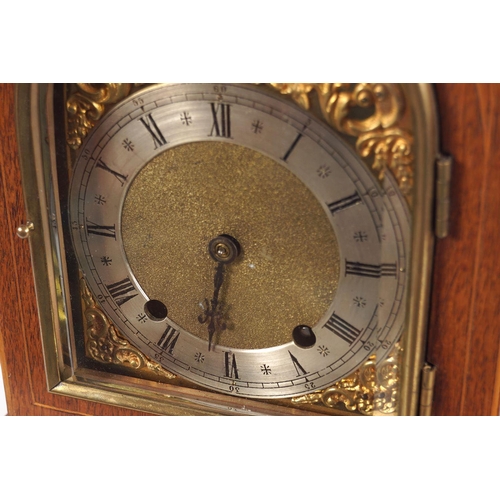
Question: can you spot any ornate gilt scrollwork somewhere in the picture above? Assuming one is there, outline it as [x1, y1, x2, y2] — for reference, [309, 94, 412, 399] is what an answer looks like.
[292, 345, 401, 415]
[67, 83, 414, 196]
[67, 84, 138, 150]
[269, 83, 413, 196]
[81, 278, 175, 379]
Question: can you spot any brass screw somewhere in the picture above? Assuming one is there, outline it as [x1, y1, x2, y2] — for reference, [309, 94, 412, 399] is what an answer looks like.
[16, 221, 34, 239]
[215, 243, 230, 259]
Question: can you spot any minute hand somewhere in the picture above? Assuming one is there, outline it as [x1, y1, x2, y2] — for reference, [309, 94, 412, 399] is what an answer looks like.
[208, 262, 226, 351]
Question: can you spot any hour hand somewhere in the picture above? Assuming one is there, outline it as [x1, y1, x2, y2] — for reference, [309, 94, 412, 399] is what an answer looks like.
[201, 235, 241, 351]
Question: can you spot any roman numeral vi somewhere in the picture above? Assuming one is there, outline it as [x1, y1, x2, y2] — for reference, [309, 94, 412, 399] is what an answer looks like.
[224, 352, 239, 379]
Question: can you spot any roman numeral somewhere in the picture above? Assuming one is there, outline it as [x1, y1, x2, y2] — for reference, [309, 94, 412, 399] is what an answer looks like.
[209, 103, 232, 138]
[288, 351, 308, 377]
[327, 192, 362, 215]
[380, 263, 398, 277]
[139, 113, 167, 149]
[157, 325, 180, 355]
[324, 312, 361, 345]
[95, 158, 128, 186]
[281, 129, 304, 162]
[345, 261, 398, 278]
[86, 220, 116, 239]
[106, 277, 138, 306]
[224, 352, 239, 379]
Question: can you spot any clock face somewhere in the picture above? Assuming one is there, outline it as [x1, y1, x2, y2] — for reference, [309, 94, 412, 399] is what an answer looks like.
[69, 83, 409, 399]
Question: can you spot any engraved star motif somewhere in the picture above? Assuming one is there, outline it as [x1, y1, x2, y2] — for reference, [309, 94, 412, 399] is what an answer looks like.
[354, 231, 368, 242]
[317, 164, 331, 178]
[180, 111, 192, 125]
[260, 364, 272, 375]
[252, 119, 263, 134]
[317, 345, 330, 357]
[353, 296, 366, 308]
[122, 138, 134, 151]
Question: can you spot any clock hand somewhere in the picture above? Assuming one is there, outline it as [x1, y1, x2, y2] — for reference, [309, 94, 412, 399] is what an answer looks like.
[200, 234, 241, 351]
[207, 261, 226, 351]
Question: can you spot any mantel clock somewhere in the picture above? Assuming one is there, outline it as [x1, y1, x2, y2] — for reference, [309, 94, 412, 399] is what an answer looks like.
[9, 83, 442, 416]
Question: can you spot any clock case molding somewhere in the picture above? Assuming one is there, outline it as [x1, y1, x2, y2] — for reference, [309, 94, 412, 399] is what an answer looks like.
[5, 83, 439, 416]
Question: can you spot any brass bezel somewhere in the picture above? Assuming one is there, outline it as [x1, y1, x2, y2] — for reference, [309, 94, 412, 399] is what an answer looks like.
[15, 83, 439, 416]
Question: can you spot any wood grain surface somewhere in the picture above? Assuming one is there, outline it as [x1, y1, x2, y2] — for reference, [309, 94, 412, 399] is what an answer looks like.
[428, 84, 500, 416]
[1, 83, 499, 415]
[0, 84, 149, 415]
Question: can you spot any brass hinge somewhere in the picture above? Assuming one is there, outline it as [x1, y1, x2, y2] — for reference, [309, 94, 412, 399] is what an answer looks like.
[419, 363, 437, 416]
[435, 155, 453, 238]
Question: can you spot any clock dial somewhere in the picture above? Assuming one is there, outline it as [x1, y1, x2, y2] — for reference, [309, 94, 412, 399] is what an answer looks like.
[69, 83, 409, 398]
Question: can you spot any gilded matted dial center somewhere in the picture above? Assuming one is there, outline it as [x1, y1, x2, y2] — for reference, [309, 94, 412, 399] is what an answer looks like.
[121, 141, 340, 350]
